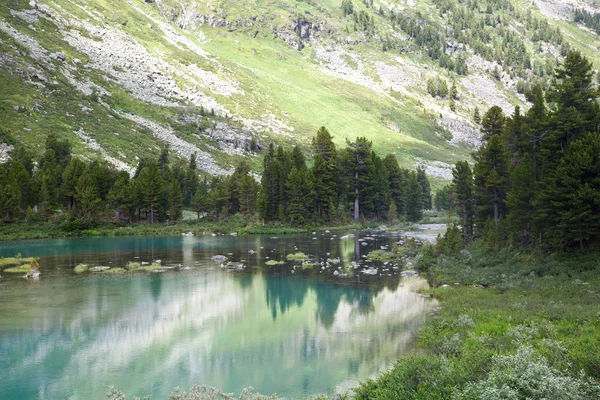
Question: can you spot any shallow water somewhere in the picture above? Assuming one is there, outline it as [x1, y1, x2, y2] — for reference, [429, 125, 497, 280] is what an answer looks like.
[0, 232, 436, 399]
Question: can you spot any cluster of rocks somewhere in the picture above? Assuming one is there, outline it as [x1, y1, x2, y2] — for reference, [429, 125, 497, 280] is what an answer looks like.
[273, 19, 321, 51]
[201, 122, 263, 154]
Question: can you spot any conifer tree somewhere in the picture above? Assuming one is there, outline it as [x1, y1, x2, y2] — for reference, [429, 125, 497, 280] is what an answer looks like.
[108, 172, 135, 222]
[345, 137, 374, 221]
[405, 171, 423, 222]
[474, 135, 509, 226]
[383, 154, 406, 215]
[136, 161, 163, 223]
[261, 144, 278, 220]
[506, 157, 535, 245]
[75, 169, 101, 221]
[371, 153, 390, 219]
[481, 106, 506, 140]
[0, 164, 21, 221]
[312, 127, 339, 221]
[286, 167, 312, 225]
[452, 161, 474, 243]
[416, 167, 432, 210]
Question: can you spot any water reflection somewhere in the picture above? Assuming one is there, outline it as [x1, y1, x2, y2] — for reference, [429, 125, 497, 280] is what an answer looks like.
[0, 233, 436, 399]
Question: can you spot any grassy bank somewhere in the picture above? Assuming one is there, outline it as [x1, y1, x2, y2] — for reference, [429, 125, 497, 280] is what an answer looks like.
[355, 243, 600, 399]
[0, 217, 403, 242]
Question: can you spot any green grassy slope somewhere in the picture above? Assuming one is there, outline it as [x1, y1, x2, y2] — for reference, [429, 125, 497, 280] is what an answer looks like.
[1, 0, 599, 184]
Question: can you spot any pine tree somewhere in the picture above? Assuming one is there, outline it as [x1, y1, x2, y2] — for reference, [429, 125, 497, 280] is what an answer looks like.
[474, 107, 481, 124]
[0, 164, 21, 221]
[167, 178, 183, 221]
[417, 167, 432, 210]
[371, 153, 390, 219]
[452, 161, 474, 243]
[75, 169, 101, 221]
[291, 145, 307, 170]
[345, 137, 374, 221]
[474, 135, 509, 226]
[8, 158, 35, 211]
[192, 183, 209, 219]
[286, 167, 312, 225]
[438, 78, 449, 98]
[61, 158, 86, 210]
[261, 144, 278, 220]
[506, 157, 535, 246]
[538, 133, 600, 250]
[434, 185, 453, 212]
[136, 162, 163, 223]
[450, 82, 458, 100]
[481, 106, 506, 140]
[311, 127, 339, 221]
[383, 154, 405, 215]
[108, 172, 135, 222]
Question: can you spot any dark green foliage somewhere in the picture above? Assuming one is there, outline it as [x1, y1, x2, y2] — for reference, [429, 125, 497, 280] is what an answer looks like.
[473, 107, 481, 124]
[136, 161, 163, 223]
[452, 160, 474, 243]
[574, 8, 600, 34]
[405, 171, 423, 222]
[473, 135, 509, 227]
[447, 50, 600, 252]
[383, 154, 405, 215]
[481, 105, 505, 140]
[341, 0, 354, 16]
[417, 167, 432, 210]
[344, 137, 375, 221]
[434, 184, 453, 212]
[311, 127, 339, 221]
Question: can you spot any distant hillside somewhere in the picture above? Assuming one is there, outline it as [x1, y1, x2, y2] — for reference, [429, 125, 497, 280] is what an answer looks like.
[1, 0, 599, 183]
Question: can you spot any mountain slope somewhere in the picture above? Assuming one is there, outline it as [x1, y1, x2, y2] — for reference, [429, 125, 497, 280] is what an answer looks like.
[1, 0, 599, 183]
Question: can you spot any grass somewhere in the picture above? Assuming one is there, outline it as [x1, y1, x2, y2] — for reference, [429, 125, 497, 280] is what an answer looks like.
[365, 250, 398, 261]
[354, 243, 600, 399]
[0, 256, 36, 267]
[286, 252, 309, 260]
[73, 263, 89, 273]
[0, 217, 382, 242]
[3, 264, 33, 273]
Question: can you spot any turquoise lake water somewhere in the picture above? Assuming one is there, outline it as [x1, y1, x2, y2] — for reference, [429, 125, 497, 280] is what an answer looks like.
[0, 233, 435, 399]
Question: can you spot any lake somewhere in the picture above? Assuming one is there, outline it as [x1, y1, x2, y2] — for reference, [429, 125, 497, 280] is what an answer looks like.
[0, 231, 437, 399]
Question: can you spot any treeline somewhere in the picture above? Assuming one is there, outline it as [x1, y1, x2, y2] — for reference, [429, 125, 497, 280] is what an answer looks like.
[254, 128, 431, 225]
[437, 50, 600, 252]
[0, 129, 431, 228]
[574, 8, 600, 35]
[0, 138, 199, 228]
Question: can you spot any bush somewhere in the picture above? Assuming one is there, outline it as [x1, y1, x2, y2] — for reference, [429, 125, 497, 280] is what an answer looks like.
[455, 347, 600, 400]
[60, 218, 98, 232]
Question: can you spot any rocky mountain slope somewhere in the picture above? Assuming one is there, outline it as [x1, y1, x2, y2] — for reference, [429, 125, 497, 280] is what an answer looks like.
[1, 0, 599, 183]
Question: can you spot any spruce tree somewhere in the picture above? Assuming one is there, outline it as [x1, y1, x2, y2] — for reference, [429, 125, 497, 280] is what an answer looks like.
[416, 167, 432, 210]
[452, 161, 474, 243]
[345, 137, 374, 221]
[506, 157, 535, 246]
[481, 106, 506, 140]
[311, 127, 339, 221]
[75, 169, 101, 221]
[474, 135, 509, 226]
[405, 171, 423, 222]
[286, 167, 312, 225]
[0, 164, 21, 221]
[383, 154, 405, 215]
[136, 162, 163, 223]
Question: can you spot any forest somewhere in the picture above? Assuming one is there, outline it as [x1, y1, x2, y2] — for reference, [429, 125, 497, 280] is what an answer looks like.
[0, 127, 432, 230]
[434, 50, 600, 252]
